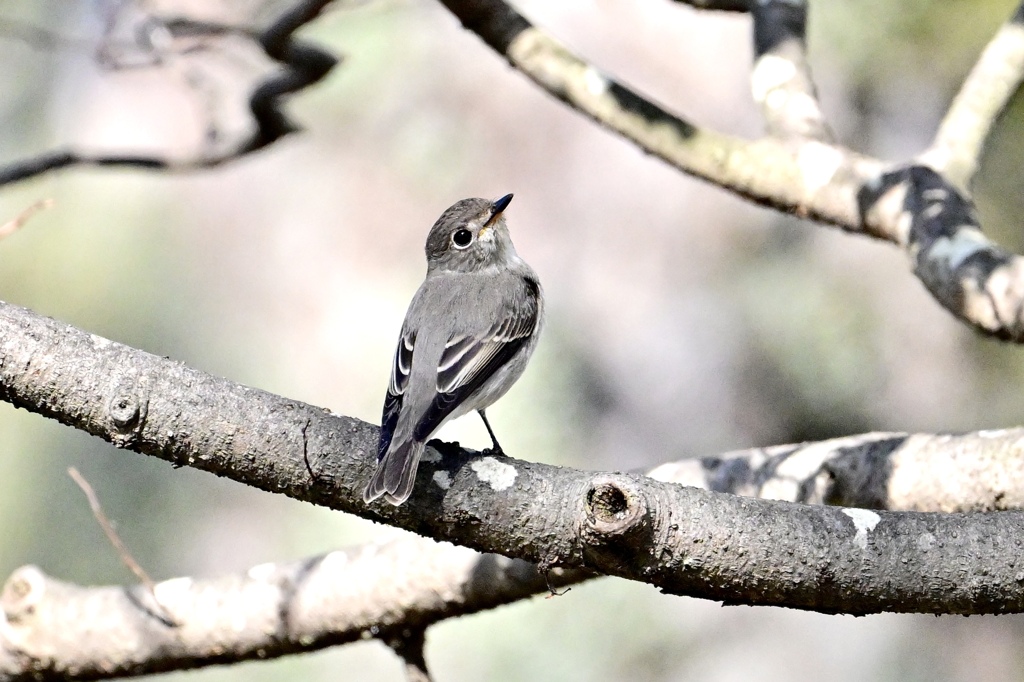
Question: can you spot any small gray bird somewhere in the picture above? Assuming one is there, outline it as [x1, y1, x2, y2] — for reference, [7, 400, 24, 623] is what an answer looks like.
[363, 194, 543, 506]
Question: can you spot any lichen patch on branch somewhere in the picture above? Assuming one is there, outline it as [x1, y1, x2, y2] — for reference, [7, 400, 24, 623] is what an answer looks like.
[840, 508, 882, 550]
[470, 457, 517, 491]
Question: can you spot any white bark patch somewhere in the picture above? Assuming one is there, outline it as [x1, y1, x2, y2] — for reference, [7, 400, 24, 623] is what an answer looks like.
[432, 470, 452, 490]
[583, 66, 609, 96]
[421, 448, 442, 464]
[796, 141, 843, 194]
[247, 562, 276, 581]
[320, 550, 349, 571]
[751, 55, 796, 104]
[841, 508, 881, 549]
[153, 576, 193, 603]
[927, 227, 990, 269]
[470, 457, 517, 491]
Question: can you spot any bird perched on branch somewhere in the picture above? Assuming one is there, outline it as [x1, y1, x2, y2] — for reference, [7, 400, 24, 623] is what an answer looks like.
[363, 194, 544, 506]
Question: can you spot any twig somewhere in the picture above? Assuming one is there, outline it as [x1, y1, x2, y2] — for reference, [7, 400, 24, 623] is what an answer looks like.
[66, 467, 178, 626]
[0, 198, 53, 240]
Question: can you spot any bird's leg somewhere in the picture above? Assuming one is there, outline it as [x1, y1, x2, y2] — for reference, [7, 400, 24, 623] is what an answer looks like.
[477, 410, 505, 456]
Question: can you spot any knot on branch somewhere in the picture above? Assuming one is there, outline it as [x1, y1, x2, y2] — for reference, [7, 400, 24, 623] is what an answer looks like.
[2, 565, 46, 622]
[106, 380, 149, 447]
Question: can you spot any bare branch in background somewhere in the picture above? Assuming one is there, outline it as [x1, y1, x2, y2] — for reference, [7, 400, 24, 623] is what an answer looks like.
[921, 5, 1024, 191]
[0, 0, 337, 186]
[438, 0, 1024, 342]
[0, 538, 583, 680]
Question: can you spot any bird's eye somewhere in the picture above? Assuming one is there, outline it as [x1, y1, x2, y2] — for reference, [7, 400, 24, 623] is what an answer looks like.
[452, 229, 473, 248]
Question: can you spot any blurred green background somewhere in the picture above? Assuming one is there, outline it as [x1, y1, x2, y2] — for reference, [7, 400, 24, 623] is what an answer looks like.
[2, 0, 1024, 680]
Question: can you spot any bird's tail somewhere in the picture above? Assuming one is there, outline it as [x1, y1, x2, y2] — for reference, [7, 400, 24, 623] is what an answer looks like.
[362, 439, 425, 506]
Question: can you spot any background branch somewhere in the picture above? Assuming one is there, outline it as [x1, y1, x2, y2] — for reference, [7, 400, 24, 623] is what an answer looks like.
[921, 2, 1024, 190]
[0, 538, 581, 680]
[5, 422, 1024, 678]
[439, 0, 1024, 342]
[0, 0, 337, 186]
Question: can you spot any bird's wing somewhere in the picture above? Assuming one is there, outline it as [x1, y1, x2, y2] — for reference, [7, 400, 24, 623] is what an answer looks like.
[378, 327, 415, 459]
[412, 277, 540, 442]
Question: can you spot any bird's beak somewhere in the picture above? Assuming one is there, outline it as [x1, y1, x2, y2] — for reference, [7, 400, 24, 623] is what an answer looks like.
[483, 193, 514, 230]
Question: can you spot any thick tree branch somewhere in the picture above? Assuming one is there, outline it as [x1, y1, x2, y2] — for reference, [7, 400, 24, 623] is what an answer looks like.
[0, 0, 337, 186]
[4, 298, 1024, 618]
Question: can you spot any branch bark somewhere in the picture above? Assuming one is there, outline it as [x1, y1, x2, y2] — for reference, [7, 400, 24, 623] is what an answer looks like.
[921, 4, 1024, 191]
[4, 298, 1024, 619]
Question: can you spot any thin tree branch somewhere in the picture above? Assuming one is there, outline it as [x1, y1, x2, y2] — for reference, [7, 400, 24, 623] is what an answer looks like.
[0, 198, 52, 241]
[439, 0, 880, 231]
[920, 2, 1024, 191]
[4, 297, 1024, 617]
[750, 0, 831, 141]
[66, 467, 178, 627]
[859, 164, 1024, 341]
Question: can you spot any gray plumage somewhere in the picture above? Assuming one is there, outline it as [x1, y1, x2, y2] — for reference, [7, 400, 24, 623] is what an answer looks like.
[363, 194, 543, 505]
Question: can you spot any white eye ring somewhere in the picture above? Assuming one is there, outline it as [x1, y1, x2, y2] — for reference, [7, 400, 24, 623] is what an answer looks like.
[451, 228, 474, 249]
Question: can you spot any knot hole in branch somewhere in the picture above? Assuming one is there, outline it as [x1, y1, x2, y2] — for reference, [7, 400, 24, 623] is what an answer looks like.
[583, 475, 649, 543]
